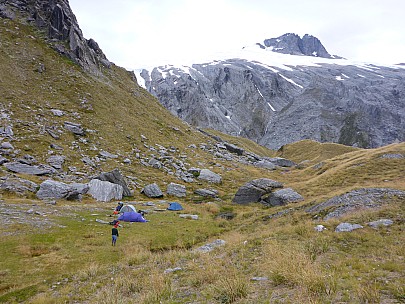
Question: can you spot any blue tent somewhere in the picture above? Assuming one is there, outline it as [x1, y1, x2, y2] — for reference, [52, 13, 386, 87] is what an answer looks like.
[118, 212, 147, 222]
[167, 202, 183, 211]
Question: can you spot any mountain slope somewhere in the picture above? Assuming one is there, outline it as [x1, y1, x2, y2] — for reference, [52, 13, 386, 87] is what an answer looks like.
[137, 34, 405, 149]
[0, 12, 217, 187]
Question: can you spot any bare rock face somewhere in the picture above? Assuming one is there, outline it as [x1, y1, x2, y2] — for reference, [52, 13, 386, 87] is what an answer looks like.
[2, 0, 111, 75]
[262, 33, 332, 58]
[139, 34, 405, 149]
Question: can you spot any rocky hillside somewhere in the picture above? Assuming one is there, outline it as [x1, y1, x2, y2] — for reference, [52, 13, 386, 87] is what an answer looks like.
[137, 34, 405, 149]
[0, 0, 286, 202]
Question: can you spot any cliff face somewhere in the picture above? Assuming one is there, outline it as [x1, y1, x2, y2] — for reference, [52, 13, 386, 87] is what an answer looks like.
[138, 36, 405, 150]
[0, 0, 111, 74]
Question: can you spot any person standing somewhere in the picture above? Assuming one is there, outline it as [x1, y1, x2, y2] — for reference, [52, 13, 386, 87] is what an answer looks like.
[112, 223, 119, 246]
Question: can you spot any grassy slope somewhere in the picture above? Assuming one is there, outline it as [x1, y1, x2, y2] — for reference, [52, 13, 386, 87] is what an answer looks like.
[1, 18, 405, 304]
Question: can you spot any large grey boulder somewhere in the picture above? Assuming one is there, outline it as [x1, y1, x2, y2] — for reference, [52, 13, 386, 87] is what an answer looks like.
[167, 183, 186, 197]
[1, 178, 38, 195]
[262, 188, 304, 206]
[94, 169, 132, 197]
[88, 179, 123, 202]
[37, 180, 88, 200]
[141, 183, 163, 198]
[198, 169, 222, 183]
[232, 178, 283, 204]
[4, 162, 56, 175]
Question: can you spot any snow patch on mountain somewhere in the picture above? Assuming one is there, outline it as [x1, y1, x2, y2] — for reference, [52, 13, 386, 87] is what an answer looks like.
[134, 43, 404, 88]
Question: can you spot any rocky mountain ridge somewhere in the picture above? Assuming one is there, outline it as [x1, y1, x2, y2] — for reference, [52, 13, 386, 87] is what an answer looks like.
[137, 34, 405, 149]
[0, 0, 111, 74]
[256, 33, 336, 58]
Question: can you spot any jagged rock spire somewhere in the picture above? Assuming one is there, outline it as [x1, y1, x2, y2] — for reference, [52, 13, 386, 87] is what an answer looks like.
[260, 33, 332, 58]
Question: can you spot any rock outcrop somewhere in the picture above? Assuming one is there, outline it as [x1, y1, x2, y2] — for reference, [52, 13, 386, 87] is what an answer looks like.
[1, 178, 38, 196]
[261, 33, 333, 58]
[307, 188, 405, 219]
[1, 0, 111, 75]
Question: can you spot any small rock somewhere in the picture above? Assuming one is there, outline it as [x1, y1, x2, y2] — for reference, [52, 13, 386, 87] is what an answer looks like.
[314, 224, 327, 232]
[51, 109, 64, 116]
[195, 239, 226, 253]
[164, 267, 182, 274]
[1, 142, 13, 149]
[368, 219, 394, 228]
[335, 222, 363, 232]
[251, 277, 268, 281]
[179, 214, 199, 220]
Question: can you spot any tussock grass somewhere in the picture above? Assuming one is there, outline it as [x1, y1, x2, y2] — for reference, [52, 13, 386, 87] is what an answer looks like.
[211, 275, 249, 304]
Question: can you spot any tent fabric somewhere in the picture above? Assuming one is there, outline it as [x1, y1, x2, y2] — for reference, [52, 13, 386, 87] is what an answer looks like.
[118, 211, 147, 222]
[119, 204, 136, 213]
[167, 202, 183, 211]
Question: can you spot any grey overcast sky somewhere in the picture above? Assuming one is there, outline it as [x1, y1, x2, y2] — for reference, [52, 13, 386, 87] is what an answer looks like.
[69, 0, 405, 70]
